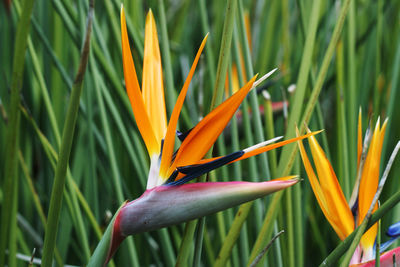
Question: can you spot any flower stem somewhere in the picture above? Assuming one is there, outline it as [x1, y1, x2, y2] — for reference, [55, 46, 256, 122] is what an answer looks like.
[249, 0, 352, 264]
[176, 1, 237, 265]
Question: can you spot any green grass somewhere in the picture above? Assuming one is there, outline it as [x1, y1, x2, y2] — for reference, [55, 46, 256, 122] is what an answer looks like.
[1, 0, 400, 266]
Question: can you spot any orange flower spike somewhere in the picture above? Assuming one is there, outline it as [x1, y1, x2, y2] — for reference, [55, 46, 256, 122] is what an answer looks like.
[297, 127, 354, 240]
[121, 6, 158, 156]
[159, 35, 208, 179]
[296, 129, 330, 219]
[168, 75, 258, 176]
[307, 129, 354, 239]
[359, 118, 388, 253]
[142, 10, 167, 146]
[297, 128, 352, 240]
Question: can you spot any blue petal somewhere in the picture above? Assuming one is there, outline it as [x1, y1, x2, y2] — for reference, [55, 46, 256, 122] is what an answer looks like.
[166, 151, 244, 186]
[177, 128, 193, 142]
[351, 197, 358, 217]
[378, 238, 398, 253]
[373, 221, 400, 254]
[387, 221, 400, 237]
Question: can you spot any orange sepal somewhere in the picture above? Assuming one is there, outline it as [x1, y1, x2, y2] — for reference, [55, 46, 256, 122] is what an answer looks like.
[297, 128, 354, 240]
[142, 10, 167, 146]
[359, 118, 387, 250]
[307, 130, 354, 240]
[167, 75, 258, 177]
[121, 6, 158, 156]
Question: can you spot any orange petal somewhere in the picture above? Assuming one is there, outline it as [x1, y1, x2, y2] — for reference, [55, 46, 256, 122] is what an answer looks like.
[232, 65, 241, 94]
[121, 6, 158, 156]
[167, 75, 258, 177]
[359, 118, 387, 250]
[357, 109, 362, 167]
[194, 131, 322, 166]
[296, 129, 337, 235]
[226, 64, 241, 95]
[235, 131, 322, 162]
[142, 10, 167, 146]
[159, 35, 208, 179]
[297, 127, 354, 240]
[307, 131, 354, 239]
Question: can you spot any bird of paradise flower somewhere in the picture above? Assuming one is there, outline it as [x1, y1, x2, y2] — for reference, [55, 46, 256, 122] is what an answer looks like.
[297, 112, 400, 266]
[91, 7, 320, 265]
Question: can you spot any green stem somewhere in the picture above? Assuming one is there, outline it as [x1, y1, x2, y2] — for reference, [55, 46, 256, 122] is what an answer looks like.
[20, 105, 115, 266]
[27, 36, 61, 144]
[176, 220, 198, 267]
[213, 25, 262, 267]
[372, 0, 383, 122]
[345, 0, 357, 180]
[229, 64, 249, 266]
[276, 0, 322, 177]
[285, 187, 294, 267]
[158, 0, 177, 118]
[41, 2, 93, 266]
[209, 0, 237, 111]
[90, 56, 139, 266]
[237, 0, 271, 179]
[382, 28, 400, 164]
[293, 158, 304, 267]
[250, 0, 352, 264]
[198, 0, 216, 110]
[0, 0, 35, 265]
[215, 202, 253, 267]
[376, 219, 381, 267]
[176, 1, 237, 265]
[335, 40, 351, 198]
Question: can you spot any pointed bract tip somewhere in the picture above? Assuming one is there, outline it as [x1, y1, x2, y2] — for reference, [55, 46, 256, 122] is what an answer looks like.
[275, 175, 299, 182]
[376, 116, 381, 127]
[146, 9, 155, 24]
[383, 117, 389, 126]
[120, 3, 124, 12]
[253, 68, 277, 88]
[242, 136, 283, 153]
[201, 33, 209, 45]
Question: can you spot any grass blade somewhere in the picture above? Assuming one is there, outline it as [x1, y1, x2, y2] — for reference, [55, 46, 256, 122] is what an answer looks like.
[0, 0, 35, 265]
[41, 2, 93, 265]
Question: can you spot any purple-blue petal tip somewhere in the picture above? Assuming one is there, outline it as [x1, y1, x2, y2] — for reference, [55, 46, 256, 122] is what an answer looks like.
[387, 221, 400, 237]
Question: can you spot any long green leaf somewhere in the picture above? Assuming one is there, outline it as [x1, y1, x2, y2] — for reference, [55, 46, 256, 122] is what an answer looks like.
[0, 0, 35, 265]
[41, 2, 93, 265]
